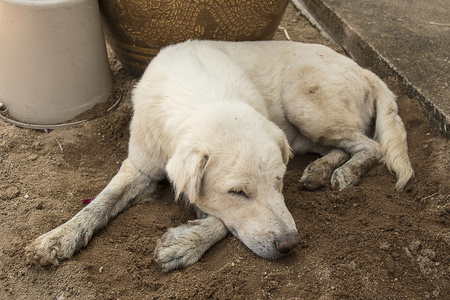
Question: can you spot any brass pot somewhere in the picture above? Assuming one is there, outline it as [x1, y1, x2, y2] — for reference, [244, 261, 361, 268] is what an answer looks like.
[98, 0, 289, 77]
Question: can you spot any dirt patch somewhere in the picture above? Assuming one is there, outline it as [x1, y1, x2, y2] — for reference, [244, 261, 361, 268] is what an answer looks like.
[1, 4, 449, 299]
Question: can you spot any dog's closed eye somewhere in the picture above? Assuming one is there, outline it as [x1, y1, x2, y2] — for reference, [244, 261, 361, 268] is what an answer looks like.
[228, 189, 249, 199]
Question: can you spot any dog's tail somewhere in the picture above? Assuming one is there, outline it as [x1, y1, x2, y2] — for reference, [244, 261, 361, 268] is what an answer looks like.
[369, 71, 414, 192]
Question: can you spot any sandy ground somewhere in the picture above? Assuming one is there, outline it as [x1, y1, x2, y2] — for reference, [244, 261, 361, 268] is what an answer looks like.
[1, 4, 449, 299]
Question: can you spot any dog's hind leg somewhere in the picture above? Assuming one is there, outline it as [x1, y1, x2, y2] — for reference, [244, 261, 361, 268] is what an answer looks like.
[26, 158, 158, 266]
[300, 148, 350, 190]
[154, 208, 228, 272]
[330, 133, 381, 190]
[282, 82, 380, 190]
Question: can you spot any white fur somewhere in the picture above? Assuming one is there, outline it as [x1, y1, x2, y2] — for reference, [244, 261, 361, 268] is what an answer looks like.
[26, 40, 413, 272]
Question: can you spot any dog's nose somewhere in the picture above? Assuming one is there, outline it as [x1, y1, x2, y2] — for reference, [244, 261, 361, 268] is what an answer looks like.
[274, 233, 301, 255]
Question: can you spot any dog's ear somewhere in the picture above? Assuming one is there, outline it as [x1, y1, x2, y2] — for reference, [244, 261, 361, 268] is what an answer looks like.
[278, 135, 293, 166]
[268, 125, 292, 165]
[166, 148, 209, 203]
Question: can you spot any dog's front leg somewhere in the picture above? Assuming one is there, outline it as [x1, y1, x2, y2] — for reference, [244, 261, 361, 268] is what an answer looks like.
[26, 158, 156, 266]
[154, 213, 228, 272]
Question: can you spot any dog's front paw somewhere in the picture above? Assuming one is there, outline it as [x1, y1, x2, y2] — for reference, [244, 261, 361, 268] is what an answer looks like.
[154, 221, 209, 272]
[331, 166, 361, 190]
[25, 226, 86, 266]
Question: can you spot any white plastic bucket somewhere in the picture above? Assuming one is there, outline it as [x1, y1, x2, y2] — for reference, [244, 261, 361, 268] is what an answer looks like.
[0, 0, 113, 125]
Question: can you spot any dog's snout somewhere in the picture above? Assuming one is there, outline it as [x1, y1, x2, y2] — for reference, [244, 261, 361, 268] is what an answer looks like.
[274, 233, 301, 255]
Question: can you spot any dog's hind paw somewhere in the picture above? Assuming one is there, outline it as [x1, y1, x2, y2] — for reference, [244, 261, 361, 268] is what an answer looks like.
[331, 166, 361, 190]
[300, 149, 350, 190]
[25, 226, 86, 266]
[300, 163, 332, 190]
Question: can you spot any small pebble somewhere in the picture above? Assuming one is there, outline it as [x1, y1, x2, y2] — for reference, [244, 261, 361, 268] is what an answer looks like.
[380, 242, 390, 251]
[28, 154, 38, 161]
[437, 232, 450, 246]
[347, 261, 357, 270]
[57, 293, 65, 300]
[408, 240, 421, 252]
[420, 249, 436, 261]
[3, 187, 19, 199]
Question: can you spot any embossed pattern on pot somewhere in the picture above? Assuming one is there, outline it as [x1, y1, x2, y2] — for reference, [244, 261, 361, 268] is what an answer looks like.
[99, 0, 289, 76]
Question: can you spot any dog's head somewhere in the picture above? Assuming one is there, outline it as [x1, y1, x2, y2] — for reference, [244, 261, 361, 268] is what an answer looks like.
[166, 107, 300, 259]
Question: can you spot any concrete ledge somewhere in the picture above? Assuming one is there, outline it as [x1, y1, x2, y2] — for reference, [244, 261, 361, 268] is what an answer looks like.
[293, 0, 449, 137]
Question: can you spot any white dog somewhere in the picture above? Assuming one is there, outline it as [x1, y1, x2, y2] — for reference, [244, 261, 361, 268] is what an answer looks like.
[26, 40, 413, 272]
